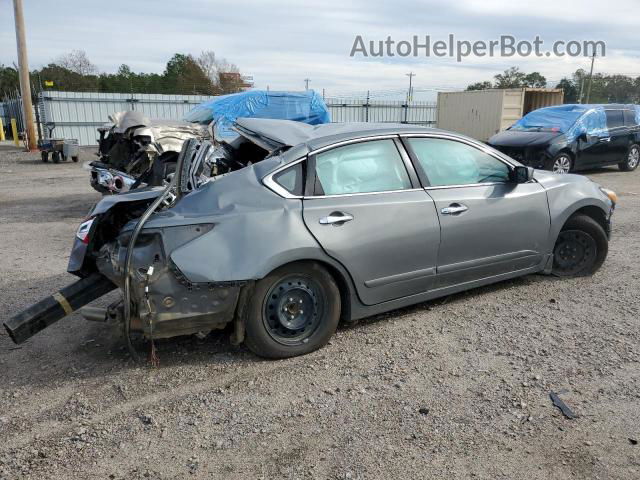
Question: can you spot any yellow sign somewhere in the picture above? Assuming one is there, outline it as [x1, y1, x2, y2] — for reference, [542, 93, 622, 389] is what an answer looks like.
[44, 80, 54, 87]
[0, 118, 5, 141]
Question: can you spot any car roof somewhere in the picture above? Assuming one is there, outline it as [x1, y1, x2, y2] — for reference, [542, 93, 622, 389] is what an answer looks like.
[234, 117, 451, 151]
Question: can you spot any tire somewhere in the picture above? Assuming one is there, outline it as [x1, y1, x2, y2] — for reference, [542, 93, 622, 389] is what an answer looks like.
[545, 152, 573, 174]
[619, 144, 639, 171]
[72, 156, 79, 163]
[552, 214, 608, 277]
[41, 151, 48, 163]
[52, 151, 60, 164]
[244, 262, 341, 359]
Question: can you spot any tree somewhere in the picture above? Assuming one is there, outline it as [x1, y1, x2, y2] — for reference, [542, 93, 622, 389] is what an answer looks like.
[0, 64, 20, 94]
[164, 53, 215, 94]
[196, 51, 219, 84]
[465, 67, 546, 91]
[55, 50, 98, 76]
[38, 63, 98, 91]
[556, 78, 578, 103]
[523, 72, 547, 88]
[604, 75, 636, 103]
[466, 81, 493, 91]
[494, 67, 527, 88]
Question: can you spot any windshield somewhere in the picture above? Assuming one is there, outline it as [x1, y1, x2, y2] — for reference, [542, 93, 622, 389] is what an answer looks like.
[510, 107, 585, 133]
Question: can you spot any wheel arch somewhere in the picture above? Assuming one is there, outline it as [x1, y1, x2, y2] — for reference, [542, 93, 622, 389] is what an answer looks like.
[568, 205, 608, 234]
[260, 257, 357, 323]
[550, 201, 610, 251]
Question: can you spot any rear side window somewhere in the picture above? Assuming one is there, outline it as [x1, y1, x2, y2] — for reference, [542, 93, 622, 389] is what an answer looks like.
[312, 139, 411, 195]
[605, 110, 624, 129]
[407, 138, 510, 186]
[623, 110, 637, 127]
[273, 162, 304, 196]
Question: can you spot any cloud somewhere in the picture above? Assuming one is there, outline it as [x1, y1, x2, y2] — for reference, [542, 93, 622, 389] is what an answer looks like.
[1, 0, 638, 100]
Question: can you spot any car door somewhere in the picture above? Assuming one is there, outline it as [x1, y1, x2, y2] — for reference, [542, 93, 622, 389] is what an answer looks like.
[574, 109, 610, 169]
[403, 136, 551, 289]
[603, 109, 629, 165]
[302, 137, 441, 305]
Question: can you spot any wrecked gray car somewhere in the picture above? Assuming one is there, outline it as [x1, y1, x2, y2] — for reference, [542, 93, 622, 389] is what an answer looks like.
[6, 119, 617, 359]
[91, 111, 209, 193]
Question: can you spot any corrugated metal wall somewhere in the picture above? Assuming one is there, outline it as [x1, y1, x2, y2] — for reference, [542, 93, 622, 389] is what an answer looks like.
[32, 91, 438, 146]
[39, 91, 215, 145]
[437, 89, 506, 141]
[326, 99, 436, 125]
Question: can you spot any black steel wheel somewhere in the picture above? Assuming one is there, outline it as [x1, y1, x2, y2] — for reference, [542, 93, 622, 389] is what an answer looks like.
[244, 262, 341, 358]
[52, 151, 60, 164]
[619, 144, 639, 172]
[552, 214, 608, 277]
[41, 151, 48, 163]
[72, 156, 79, 163]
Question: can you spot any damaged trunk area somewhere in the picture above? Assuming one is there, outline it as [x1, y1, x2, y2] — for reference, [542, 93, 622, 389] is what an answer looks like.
[6, 129, 281, 347]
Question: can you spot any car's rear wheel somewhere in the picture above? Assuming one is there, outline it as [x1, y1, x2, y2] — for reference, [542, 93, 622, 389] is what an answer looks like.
[545, 153, 573, 174]
[619, 144, 639, 171]
[244, 262, 340, 359]
[552, 214, 608, 277]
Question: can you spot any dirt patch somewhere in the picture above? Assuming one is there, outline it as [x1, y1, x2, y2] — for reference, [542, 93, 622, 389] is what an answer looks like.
[0, 149, 638, 479]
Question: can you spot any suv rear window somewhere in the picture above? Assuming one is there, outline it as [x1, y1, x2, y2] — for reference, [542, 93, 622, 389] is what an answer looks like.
[605, 110, 624, 129]
[623, 110, 637, 127]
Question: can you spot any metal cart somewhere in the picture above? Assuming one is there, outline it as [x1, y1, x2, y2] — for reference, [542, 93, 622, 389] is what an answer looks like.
[39, 123, 79, 163]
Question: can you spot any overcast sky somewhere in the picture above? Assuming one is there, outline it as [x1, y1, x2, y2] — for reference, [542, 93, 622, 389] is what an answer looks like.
[2, 0, 640, 100]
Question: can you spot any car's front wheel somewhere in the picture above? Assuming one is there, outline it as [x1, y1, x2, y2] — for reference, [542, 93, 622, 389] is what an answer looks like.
[619, 144, 640, 171]
[244, 262, 341, 359]
[552, 214, 608, 277]
[545, 153, 573, 174]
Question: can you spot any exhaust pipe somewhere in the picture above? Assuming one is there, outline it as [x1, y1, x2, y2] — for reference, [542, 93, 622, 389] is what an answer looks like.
[4, 273, 116, 345]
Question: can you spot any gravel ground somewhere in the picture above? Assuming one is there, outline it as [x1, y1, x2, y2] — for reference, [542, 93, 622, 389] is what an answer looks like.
[0, 144, 638, 479]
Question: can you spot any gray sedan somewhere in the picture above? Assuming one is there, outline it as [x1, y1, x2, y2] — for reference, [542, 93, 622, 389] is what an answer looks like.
[6, 120, 617, 359]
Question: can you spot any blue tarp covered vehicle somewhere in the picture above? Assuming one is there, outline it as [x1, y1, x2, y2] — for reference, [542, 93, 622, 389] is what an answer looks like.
[184, 90, 331, 139]
[510, 104, 640, 143]
[489, 103, 640, 173]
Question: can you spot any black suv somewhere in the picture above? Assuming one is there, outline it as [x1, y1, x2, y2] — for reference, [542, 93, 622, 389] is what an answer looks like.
[488, 104, 640, 173]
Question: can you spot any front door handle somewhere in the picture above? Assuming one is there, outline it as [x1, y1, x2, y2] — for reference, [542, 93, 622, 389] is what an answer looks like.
[441, 203, 468, 215]
[600, 137, 611, 143]
[319, 212, 354, 225]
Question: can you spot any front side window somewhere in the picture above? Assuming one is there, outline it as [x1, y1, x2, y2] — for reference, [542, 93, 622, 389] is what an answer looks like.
[407, 138, 510, 187]
[313, 139, 411, 195]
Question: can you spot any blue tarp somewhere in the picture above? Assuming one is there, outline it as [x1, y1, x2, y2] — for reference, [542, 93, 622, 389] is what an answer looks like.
[184, 90, 331, 139]
[511, 104, 640, 143]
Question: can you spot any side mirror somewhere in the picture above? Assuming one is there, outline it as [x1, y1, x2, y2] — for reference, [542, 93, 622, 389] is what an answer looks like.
[512, 165, 534, 183]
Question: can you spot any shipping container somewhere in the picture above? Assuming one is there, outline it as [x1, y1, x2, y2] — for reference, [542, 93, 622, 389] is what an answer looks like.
[436, 88, 564, 142]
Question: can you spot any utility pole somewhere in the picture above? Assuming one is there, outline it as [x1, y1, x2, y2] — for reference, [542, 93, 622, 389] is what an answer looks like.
[406, 72, 416, 103]
[585, 53, 596, 104]
[12, 0, 37, 150]
[578, 77, 585, 104]
[304, 78, 311, 91]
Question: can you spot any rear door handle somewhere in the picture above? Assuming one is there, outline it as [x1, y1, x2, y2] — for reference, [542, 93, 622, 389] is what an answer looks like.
[600, 137, 611, 142]
[319, 212, 354, 225]
[441, 203, 468, 215]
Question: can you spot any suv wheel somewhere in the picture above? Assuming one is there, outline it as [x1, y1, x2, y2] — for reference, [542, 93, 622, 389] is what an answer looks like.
[552, 214, 608, 277]
[619, 144, 640, 171]
[244, 262, 341, 359]
[546, 153, 573, 174]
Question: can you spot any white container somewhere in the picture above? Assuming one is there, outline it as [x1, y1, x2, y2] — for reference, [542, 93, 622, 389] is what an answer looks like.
[436, 88, 564, 142]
